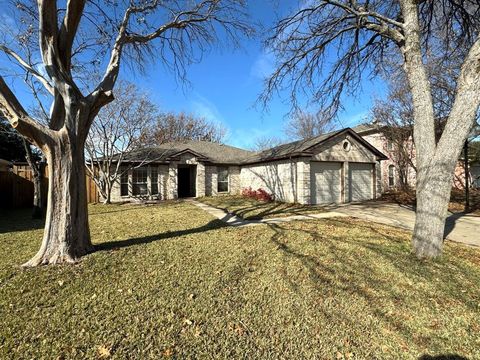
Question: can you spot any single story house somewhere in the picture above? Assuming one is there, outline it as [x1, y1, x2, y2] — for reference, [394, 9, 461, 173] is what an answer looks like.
[108, 128, 388, 205]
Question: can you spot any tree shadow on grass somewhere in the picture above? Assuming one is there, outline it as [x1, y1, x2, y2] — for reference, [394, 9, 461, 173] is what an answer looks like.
[202, 198, 326, 220]
[95, 218, 227, 252]
[0, 208, 45, 234]
[265, 218, 479, 355]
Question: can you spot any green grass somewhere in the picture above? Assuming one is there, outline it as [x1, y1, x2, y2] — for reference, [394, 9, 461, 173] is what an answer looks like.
[1, 202, 480, 359]
[199, 195, 326, 219]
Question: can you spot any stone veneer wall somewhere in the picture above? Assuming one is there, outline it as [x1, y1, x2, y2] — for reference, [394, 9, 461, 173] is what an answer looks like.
[229, 166, 241, 195]
[205, 165, 217, 196]
[239, 159, 301, 203]
[295, 159, 311, 204]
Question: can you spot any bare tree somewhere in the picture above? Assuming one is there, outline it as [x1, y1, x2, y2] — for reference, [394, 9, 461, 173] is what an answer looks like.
[141, 112, 226, 145]
[263, 1, 480, 258]
[284, 110, 336, 140]
[0, 0, 253, 266]
[372, 74, 416, 189]
[250, 135, 284, 151]
[85, 81, 157, 204]
[373, 52, 480, 190]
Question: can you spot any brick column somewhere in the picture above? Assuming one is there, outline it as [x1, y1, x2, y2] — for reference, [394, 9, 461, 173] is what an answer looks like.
[375, 161, 382, 198]
[344, 161, 350, 203]
[297, 160, 310, 204]
[167, 163, 178, 200]
[147, 166, 152, 199]
[196, 163, 206, 197]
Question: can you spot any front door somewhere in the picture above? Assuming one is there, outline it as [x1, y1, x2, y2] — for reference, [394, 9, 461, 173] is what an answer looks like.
[178, 165, 196, 198]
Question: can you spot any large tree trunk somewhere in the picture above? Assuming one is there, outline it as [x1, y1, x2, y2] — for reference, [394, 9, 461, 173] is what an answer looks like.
[412, 165, 452, 258]
[23, 129, 94, 266]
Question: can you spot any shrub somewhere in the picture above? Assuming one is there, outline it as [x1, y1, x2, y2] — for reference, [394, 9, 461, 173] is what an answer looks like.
[241, 187, 273, 202]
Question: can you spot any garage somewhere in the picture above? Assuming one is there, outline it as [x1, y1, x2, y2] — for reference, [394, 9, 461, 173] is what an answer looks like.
[310, 162, 342, 204]
[241, 128, 387, 205]
[348, 163, 374, 202]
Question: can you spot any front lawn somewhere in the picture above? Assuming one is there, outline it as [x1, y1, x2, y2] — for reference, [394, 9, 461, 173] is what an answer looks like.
[1, 202, 479, 359]
[199, 195, 326, 219]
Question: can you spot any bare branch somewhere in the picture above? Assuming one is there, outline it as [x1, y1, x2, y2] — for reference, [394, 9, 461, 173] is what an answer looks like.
[58, 0, 87, 70]
[0, 45, 54, 95]
[0, 75, 52, 146]
[435, 35, 480, 161]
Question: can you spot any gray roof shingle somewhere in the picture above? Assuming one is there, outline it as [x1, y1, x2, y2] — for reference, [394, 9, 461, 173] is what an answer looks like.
[243, 128, 388, 163]
[114, 140, 254, 164]
[107, 127, 387, 165]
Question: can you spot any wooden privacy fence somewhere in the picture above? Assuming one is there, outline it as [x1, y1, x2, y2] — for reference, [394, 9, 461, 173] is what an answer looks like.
[86, 175, 100, 203]
[0, 164, 99, 209]
[0, 172, 34, 208]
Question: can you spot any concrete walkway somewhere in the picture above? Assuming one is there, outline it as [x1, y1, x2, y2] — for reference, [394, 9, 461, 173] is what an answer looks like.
[328, 201, 480, 247]
[192, 199, 479, 248]
[191, 200, 347, 227]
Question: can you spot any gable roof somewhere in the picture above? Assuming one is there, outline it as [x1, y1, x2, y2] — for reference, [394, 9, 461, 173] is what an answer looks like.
[104, 128, 387, 166]
[112, 140, 254, 164]
[351, 122, 383, 135]
[243, 128, 388, 164]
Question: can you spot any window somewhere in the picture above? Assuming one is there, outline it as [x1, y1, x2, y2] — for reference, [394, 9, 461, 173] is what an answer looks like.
[387, 141, 394, 151]
[151, 167, 158, 195]
[217, 166, 229, 193]
[388, 165, 395, 187]
[132, 167, 148, 196]
[120, 169, 129, 196]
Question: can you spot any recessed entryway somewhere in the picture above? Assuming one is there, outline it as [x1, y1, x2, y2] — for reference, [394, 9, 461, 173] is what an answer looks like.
[178, 165, 197, 198]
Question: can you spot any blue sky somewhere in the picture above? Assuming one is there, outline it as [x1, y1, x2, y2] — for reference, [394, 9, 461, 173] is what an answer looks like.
[1, 0, 387, 150]
[125, 1, 387, 149]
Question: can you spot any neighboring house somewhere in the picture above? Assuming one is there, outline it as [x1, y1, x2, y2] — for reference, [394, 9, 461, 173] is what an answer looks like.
[473, 163, 480, 188]
[453, 160, 480, 189]
[108, 128, 387, 205]
[353, 122, 417, 190]
[354, 122, 480, 190]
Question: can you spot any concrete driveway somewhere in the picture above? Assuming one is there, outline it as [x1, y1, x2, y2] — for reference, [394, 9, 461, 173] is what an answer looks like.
[328, 201, 480, 247]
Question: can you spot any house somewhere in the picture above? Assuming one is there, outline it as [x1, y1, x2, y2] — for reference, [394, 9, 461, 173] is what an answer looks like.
[354, 122, 480, 190]
[353, 122, 417, 190]
[108, 128, 388, 204]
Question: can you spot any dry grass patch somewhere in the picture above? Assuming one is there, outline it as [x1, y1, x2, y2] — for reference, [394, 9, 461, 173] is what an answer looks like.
[0, 201, 479, 359]
[199, 195, 326, 219]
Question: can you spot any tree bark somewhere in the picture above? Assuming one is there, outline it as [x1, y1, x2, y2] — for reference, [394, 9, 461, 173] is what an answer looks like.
[31, 162, 45, 219]
[23, 139, 46, 219]
[411, 163, 453, 258]
[103, 181, 112, 204]
[23, 128, 93, 266]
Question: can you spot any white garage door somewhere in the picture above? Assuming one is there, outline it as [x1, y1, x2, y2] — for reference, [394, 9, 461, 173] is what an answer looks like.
[310, 162, 342, 204]
[349, 163, 373, 202]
